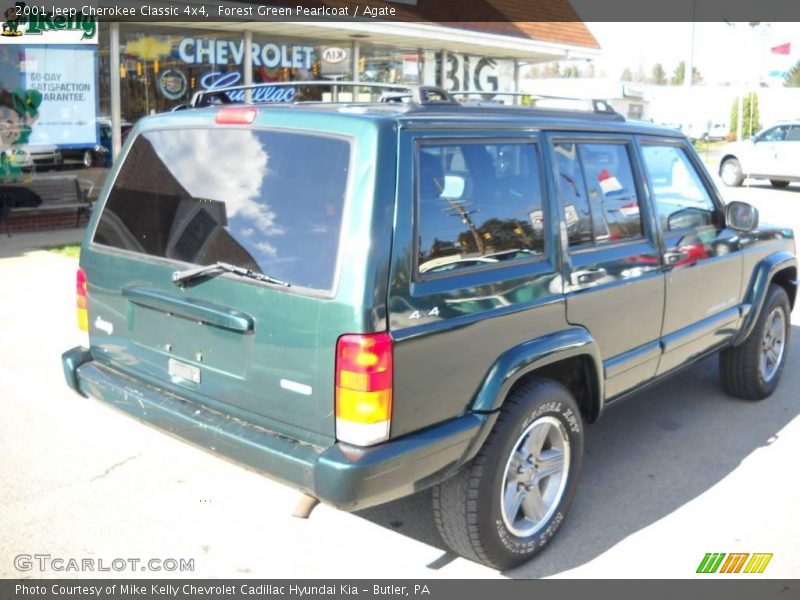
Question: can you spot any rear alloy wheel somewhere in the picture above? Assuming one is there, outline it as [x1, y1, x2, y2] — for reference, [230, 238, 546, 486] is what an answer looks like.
[83, 150, 94, 168]
[720, 284, 791, 400]
[770, 180, 790, 189]
[433, 379, 583, 569]
[720, 158, 745, 187]
[499, 416, 570, 538]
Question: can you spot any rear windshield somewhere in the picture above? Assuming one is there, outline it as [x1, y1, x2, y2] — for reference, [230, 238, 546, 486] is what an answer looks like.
[93, 128, 351, 292]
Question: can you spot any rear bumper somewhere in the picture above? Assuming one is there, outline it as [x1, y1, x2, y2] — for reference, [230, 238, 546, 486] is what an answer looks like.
[61, 346, 490, 511]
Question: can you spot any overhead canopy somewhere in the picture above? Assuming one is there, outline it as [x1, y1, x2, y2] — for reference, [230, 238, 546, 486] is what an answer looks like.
[164, 20, 600, 62]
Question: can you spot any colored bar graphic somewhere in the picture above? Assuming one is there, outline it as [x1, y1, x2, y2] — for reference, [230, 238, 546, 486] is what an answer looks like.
[697, 552, 772, 574]
[720, 553, 749, 573]
[697, 553, 725, 573]
[710, 553, 725, 573]
[744, 553, 773, 574]
[696, 553, 712, 573]
[733, 553, 749, 573]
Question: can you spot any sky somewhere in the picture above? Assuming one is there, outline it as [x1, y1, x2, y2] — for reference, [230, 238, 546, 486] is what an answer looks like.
[584, 22, 800, 84]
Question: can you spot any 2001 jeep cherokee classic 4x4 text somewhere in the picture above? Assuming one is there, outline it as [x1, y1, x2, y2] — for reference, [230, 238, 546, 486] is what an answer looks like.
[62, 84, 796, 569]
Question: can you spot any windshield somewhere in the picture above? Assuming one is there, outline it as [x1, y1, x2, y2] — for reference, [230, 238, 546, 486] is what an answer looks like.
[93, 128, 351, 292]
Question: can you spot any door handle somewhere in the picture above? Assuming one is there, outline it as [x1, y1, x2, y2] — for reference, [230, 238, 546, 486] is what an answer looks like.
[570, 268, 607, 286]
[663, 250, 690, 265]
[122, 286, 255, 333]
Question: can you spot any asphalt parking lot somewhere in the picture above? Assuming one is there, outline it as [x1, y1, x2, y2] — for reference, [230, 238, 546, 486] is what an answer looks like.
[1, 179, 799, 579]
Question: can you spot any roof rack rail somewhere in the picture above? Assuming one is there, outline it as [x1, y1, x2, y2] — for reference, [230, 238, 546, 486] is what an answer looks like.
[189, 81, 457, 108]
[449, 91, 620, 116]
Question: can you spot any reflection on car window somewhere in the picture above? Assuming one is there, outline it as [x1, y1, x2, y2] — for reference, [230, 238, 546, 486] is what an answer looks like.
[554, 143, 592, 247]
[641, 145, 715, 233]
[578, 143, 642, 244]
[93, 129, 350, 292]
[554, 142, 643, 248]
[416, 142, 544, 276]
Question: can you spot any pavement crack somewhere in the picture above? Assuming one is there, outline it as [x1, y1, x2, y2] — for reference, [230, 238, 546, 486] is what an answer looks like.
[90, 454, 141, 481]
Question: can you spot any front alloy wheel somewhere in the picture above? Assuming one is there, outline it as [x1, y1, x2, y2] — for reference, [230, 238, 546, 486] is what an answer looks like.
[759, 306, 786, 384]
[721, 284, 791, 400]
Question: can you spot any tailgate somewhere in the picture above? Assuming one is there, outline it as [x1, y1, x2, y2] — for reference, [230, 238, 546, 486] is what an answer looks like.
[82, 121, 358, 444]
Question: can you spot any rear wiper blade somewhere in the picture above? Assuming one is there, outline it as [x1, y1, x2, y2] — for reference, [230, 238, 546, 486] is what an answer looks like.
[172, 262, 291, 287]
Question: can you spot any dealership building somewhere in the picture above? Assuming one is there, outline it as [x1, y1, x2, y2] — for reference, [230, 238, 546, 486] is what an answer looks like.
[1, 5, 599, 230]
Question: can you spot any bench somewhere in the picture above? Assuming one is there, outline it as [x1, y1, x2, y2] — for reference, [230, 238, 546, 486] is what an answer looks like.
[1, 176, 94, 237]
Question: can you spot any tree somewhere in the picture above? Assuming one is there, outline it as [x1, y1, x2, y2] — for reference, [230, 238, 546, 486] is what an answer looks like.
[670, 61, 703, 85]
[560, 65, 580, 78]
[541, 62, 560, 78]
[651, 63, 667, 85]
[621, 67, 633, 82]
[784, 60, 800, 87]
[730, 93, 761, 138]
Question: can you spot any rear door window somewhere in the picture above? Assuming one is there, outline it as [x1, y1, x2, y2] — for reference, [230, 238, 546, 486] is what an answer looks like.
[416, 141, 545, 276]
[93, 128, 351, 292]
[554, 141, 643, 248]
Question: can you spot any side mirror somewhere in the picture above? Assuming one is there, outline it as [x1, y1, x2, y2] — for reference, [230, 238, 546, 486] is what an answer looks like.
[726, 201, 758, 232]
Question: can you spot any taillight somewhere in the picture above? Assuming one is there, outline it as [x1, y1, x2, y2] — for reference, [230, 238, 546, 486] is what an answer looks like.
[214, 107, 257, 125]
[335, 333, 393, 446]
[76, 267, 88, 332]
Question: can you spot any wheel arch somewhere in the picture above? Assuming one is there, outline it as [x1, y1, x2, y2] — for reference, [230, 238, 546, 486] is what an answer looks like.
[470, 327, 604, 423]
[719, 153, 740, 175]
[735, 251, 797, 345]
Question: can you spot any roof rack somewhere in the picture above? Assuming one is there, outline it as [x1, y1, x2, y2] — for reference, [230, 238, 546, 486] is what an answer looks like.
[189, 81, 458, 108]
[449, 91, 620, 116]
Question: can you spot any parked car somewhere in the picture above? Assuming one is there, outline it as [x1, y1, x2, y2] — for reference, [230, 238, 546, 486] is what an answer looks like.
[60, 124, 111, 168]
[704, 121, 729, 141]
[19, 143, 62, 170]
[719, 121, 800, 188]
[684, 121, 728, 142]
[62, 83, 796, 570]
[60, 119, 133, 168]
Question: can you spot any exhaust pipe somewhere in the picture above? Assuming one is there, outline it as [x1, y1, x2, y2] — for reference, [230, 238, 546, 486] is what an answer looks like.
[292, 493, 320, 519]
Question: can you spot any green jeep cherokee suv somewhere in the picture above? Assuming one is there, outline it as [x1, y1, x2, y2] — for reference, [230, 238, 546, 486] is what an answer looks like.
[63, 84, 796, 569]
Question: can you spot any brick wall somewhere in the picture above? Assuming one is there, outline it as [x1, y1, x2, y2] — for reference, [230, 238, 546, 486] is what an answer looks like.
[5, 209, 90, 234]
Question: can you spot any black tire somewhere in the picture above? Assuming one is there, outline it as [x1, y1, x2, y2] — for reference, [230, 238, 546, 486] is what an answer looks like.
[432, 379, 584, 569]
[720, 284, 791, 400]
[770, 180, 790, 189]
[720, 158, 745, 187]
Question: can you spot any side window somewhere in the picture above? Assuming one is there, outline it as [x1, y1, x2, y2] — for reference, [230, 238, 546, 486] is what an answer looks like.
[641, 145, 716, 234]
[758, 126, 789, 142]
[554, 141, 643, 248]
[786, 126, 800, 141]
[416, 142, 544, 276]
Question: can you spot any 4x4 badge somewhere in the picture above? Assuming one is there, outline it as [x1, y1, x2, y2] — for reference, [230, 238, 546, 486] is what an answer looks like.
[409, 307, 440, 320]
